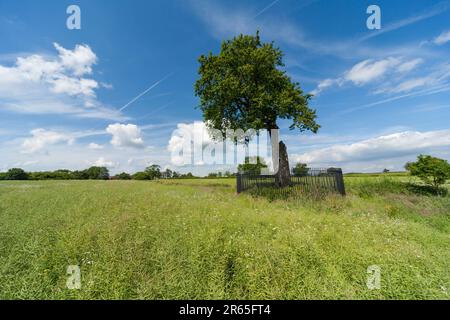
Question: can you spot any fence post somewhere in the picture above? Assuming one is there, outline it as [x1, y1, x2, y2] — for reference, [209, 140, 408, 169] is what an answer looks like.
[329, 168, 346, 196]
[336, 168, 346, 196]
[237, 173, 242, 194]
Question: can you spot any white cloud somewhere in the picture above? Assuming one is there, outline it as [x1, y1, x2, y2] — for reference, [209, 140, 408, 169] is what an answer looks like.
[396, 58, 423, 73]
[49, 75, 98, 97]
[376, 63, 450, 94]
[91, 157, 116, 168]
[88, 143, 104, 150]
[0, 43, 98, 98]
[0, 43, 124, 120]
[312, 57, 429, 95]
[21, 129, 74, 154]
[434, 30, 450, 45]
[311, 78, 343, 95]
[387, 78, 428, 93]
[344, 58, 401, 85]
[106, 124, 145, 148]
[294, 130, 450, 172]
[54, 43, 97, 76]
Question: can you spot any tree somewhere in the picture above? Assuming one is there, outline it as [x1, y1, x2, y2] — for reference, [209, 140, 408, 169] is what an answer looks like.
[181, 172, 194, 179]
[85, 166, 109, 180]
[162, 169, 173, 179]
[116, 172, 131, 180]
[238, 156, 268, 175]
[405, 155, 450, 191]
[5, 168, 29, 180]
[73, 170, 89, 180]
[172, 171, 181, 179]
[132, 172, 150, 180]
[195, 32, 319, 186]
[145, 165, 161, 180]
[292, 163, 309, 177]
[383, 169, 390, 174]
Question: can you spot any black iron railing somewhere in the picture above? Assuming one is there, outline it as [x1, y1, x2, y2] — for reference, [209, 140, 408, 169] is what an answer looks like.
[237, 168, 346, 196]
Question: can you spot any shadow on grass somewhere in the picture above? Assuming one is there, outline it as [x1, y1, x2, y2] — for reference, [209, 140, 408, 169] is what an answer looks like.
[247, 186, 332, 202]
[246, 178, 449, 201]
[405, 184, 448, 196]
[349, 177, 448, 198]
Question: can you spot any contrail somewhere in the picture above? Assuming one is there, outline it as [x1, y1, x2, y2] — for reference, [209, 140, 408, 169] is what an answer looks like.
[254, 0, 281, 19]
[119, 73, 173, 112]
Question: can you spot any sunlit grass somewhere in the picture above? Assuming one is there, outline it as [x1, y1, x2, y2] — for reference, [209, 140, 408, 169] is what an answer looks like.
[0, 177, 448, 299]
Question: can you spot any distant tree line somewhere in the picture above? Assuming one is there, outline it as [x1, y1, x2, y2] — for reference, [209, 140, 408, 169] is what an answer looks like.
[0, 167, 111, 181]
[2, 155, 449, 188]
[0, 165, 202, 181]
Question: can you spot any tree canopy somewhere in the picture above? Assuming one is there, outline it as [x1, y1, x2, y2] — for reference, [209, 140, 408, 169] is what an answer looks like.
[5, 168, 29, 180]
[238, 156, 268, 175]
[195, 32, 320, 137]
[405, 155, 450, 190]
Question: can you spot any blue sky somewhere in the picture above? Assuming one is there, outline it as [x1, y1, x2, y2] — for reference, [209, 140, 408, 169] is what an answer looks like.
[1, 0, 450, 174]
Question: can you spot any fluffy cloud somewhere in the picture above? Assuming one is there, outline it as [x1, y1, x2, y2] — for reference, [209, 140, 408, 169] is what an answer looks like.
[294, 130, 450, 171]
[21, 129, 74, 154]
[106, 124, 145, 148]
[91, 157, 116, 168]
[54, 43, 97, 76]
[0, 43, 123, 120]
[434, 30, 450, 45]
[0, 43, 97, 97]
[49, 75, 98, 97]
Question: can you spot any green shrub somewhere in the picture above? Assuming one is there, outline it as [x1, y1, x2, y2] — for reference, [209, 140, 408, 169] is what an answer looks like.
[406, 155, 450, 191]
[5, 168, 29, 180]
[116, 172, 132, 180]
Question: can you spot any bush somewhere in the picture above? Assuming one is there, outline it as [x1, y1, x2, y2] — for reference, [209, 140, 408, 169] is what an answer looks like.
[116, 172, 132, 180]
[73, 170, 89, 180]
[406, 155, 450, 191]
[238, 156, 268, 175]
[292, 163, 308, 176]
[85, 167, 110, 180]
[145, 165, 161, 180]
[132, 172, 150, 180]
[5, 168, 29, 180]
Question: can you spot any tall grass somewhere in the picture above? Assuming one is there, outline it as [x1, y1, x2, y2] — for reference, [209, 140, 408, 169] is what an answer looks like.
[0, 178, 448, 299]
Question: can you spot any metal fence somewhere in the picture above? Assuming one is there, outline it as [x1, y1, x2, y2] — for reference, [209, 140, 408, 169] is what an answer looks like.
[237, 168, 346, 196]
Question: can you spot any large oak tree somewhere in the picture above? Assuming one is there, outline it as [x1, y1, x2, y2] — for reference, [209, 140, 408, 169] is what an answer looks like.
[195, 32, 319, 186]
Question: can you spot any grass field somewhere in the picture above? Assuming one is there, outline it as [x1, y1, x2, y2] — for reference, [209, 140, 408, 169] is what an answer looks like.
[0, 176, 449, 299]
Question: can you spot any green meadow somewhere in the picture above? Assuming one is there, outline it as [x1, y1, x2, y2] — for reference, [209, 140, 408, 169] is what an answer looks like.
[0, 176, 449, 299]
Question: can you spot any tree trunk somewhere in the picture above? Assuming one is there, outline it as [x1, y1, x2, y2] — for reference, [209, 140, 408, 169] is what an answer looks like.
[269, 130, 291, 187]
